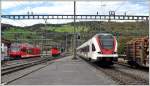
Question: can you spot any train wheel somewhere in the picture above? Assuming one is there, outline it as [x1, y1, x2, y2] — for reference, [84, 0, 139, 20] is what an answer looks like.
[127, 60, 139, 68]
[88, 58, 91, 61]
[16, 56, 21, 60]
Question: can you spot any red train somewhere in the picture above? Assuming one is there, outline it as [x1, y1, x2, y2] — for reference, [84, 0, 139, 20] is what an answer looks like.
[51, 48, 60, 57]
[9, 43, 41, 59]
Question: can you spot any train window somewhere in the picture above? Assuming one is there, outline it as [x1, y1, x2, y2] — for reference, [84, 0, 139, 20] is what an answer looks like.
[27, 49, 32, 54]
[92, 44, 96, 51]
[11, 47, 20, 51]
[21, 48, 26, 52]
[98, 35, 114, 49]
[81, 46, 89, 52]
[85, 46, 89, 52]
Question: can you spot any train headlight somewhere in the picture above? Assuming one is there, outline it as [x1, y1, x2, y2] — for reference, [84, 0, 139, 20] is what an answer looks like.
[113, 52, 117, 54]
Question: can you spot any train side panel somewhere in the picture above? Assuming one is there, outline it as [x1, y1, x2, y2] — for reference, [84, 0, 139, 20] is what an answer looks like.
[9, 43, 41, 59]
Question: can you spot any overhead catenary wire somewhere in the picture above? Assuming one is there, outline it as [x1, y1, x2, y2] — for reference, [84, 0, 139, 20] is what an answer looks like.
[13, 1, 30, 15]
[99, 0, 106, 15]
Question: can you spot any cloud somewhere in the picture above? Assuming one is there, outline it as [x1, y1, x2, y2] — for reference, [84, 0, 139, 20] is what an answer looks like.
[10, 2, 74, 15]
[1, 0, 149, 26]
[2, 1, 149, 15]
[1, 1, 46, 9]
[2, 1, 31, 10]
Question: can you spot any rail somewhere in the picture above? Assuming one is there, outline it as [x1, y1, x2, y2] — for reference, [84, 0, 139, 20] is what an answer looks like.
[1, 57, 51, 75]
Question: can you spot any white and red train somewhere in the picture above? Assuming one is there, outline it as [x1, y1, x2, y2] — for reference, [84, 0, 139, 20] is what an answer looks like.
[77, 33, 118, 65]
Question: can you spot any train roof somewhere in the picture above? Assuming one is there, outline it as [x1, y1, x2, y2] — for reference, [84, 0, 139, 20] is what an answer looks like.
[77, 33, 113, 50]
[11, 43, 33, 48]
[94, 33, 113, 37]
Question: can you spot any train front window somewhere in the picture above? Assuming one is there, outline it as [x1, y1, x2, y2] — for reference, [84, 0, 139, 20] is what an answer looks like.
[11, 47, 20, 51]
[98, 35, 114, 49]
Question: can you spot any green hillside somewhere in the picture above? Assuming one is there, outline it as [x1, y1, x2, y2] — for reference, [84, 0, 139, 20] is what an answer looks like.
[2, 21, 149, 54]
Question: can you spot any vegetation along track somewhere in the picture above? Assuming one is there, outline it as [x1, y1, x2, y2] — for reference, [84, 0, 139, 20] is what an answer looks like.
[78, 55, 149, 85]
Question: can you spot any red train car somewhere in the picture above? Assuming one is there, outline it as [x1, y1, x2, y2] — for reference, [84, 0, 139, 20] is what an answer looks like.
[9, 43, 41, 59]
[51, 48, 60, 57]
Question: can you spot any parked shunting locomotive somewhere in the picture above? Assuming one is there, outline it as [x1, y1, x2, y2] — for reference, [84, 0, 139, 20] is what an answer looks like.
[77, 33, 118, 65]
[51, 48, 61, 57]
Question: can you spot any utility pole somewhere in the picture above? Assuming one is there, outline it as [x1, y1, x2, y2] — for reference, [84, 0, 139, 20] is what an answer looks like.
[73, 1, 77, 59]
[44, 19, 47, 56]
[65, 33, 68, 52]
[124, 12, 126, 16]
[41, 19, 47, 58]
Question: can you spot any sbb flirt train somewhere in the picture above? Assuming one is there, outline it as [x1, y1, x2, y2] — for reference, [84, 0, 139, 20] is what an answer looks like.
[77, 33, 118, 65]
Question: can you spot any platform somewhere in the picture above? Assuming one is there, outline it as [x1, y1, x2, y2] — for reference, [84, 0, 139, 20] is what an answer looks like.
[9, 56, 117, 85]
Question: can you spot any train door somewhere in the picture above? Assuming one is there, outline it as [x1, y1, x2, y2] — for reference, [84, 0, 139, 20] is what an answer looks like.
[83, 45, 89, 58]
[1, 43, 5, 61]
[91, 43, 96, 60]
[88, 42, 92, 58]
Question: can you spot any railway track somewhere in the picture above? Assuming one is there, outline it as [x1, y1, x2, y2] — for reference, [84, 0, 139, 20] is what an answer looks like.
[115, 62, 149, 72]
[1, 55, 69, 85]
[2, 52, 70, 75]
[117, 55, 149, 72]
[78, 55, 149, 85]
[1, 57, 51, 75]
[2, 57, 42, 67]
[97, 66, 149, 85]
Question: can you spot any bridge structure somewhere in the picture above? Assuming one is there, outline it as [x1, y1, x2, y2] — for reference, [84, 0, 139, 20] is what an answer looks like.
[1, 14, 149, 21]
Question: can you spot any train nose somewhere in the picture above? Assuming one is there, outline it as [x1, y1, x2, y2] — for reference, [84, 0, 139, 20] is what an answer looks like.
[105, 58, 111, 61]
[101, 49, 113, 54]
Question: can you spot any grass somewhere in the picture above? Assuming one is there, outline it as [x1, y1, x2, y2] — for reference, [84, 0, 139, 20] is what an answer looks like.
[2, 27, 37, 42]
[52, 25, 88, 32]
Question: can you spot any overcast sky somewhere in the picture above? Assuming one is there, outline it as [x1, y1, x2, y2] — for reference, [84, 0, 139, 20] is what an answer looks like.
[1, 0, 149, 26]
